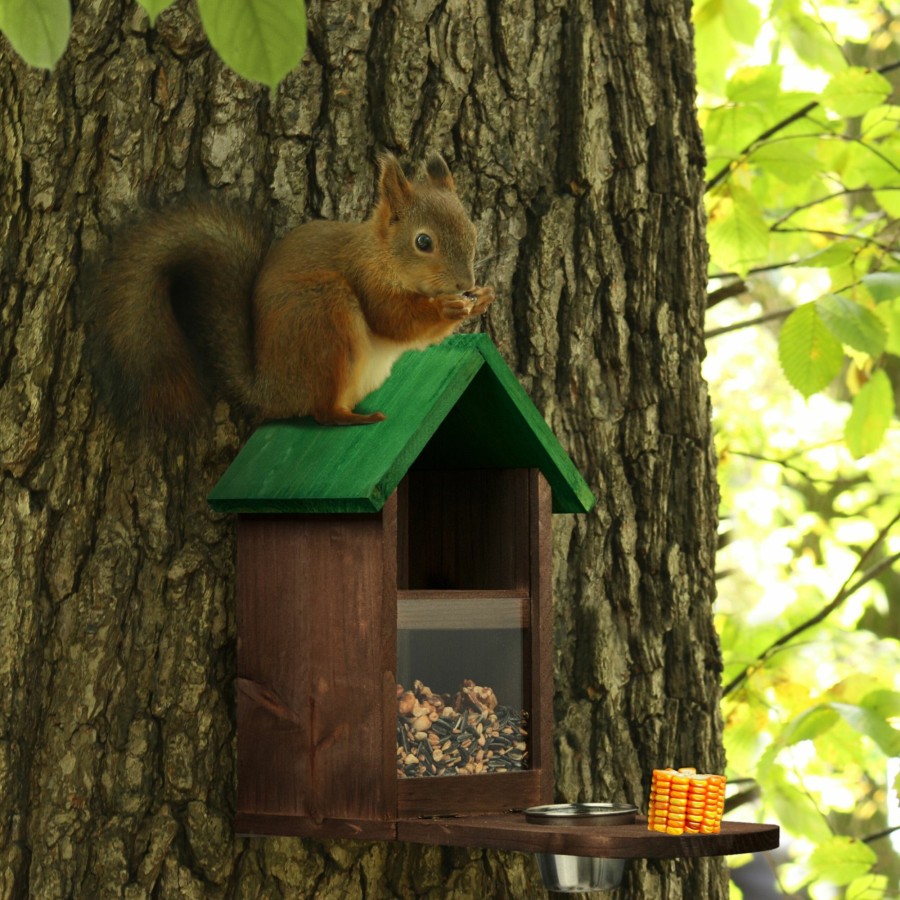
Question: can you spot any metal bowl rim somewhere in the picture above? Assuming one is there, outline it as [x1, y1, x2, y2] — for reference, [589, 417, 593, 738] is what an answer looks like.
[524, 802, 638, 819]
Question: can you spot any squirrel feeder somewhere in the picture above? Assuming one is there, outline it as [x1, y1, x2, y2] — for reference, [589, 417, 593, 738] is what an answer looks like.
[208, 335, 778, 876]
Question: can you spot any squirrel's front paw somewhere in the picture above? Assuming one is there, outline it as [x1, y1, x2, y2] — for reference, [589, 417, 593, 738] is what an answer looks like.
[463, 285, 495, 316]
[436, 295, 474, 321]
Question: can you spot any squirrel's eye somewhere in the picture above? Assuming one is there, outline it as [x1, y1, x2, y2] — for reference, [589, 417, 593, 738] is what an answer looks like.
[415, 233, 434, 252]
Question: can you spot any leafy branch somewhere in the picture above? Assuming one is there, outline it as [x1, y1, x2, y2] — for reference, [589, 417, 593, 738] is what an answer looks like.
[705, 59, 900, 194]
[708, 254, 844, 289]
[722, 509, 900, 698]
[720, 448, 867, 489]
[0, 0, 307, 89]
[706, 270, 889, 338]
[769, 186, 900, 230]
[706, 102, 820, 193]
[705, 308, 792, 339]
[768, 226, 895, 252]
[862, 825, 900, 845]
[706, 280, 749, 308]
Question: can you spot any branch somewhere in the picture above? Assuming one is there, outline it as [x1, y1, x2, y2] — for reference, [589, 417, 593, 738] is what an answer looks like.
[705, 59, 900, 194]
[768, 226, 894, 252]
[722, 512, 900, 698]
[721, 449, 865, 488]
[706, 101, 819, 193]
[769, 187, 900, 230]
[707, 245, 900, 313]
[723, 784, 761, 814]
[862, 825, 900, 845]
[707, 280, 749, 308]
[709, 251, 852, 282]
[705, 308, 792, 339]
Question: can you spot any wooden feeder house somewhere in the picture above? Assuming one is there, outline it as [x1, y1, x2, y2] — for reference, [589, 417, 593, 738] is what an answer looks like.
[209, 334, 778, 868]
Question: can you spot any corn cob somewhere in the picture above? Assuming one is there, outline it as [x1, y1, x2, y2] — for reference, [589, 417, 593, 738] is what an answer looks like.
[648, 768, 726, 835]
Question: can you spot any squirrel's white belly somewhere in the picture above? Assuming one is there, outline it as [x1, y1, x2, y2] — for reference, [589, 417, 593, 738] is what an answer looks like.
[353, 334, 409, 403]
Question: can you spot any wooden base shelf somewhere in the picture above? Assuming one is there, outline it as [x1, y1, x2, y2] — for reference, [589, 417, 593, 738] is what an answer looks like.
[398, 814, 779, 859]
[236, 811, 779, 860]
[235, 813, 396, 841]
[397, 813, 779, 859]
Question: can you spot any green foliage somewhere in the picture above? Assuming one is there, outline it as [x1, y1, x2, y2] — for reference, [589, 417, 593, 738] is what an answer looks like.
[809, 838, 879, 888]
[699, 0, 899, 458]
[845, 371, 893, 460]
[822, 68, 892, 118]
[0, 0, 70, 68]
[707, 185, 771, 275]
[699, 1, 900, 896]
[778, 302, 844, 396]
[1, 0, 306, 88]
[196, 0, 306, 90]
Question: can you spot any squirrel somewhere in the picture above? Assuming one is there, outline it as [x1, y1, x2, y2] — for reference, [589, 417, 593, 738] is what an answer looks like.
[88, 153, 495, 428]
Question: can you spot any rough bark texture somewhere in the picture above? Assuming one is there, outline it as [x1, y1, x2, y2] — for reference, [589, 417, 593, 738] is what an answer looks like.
[0, 0, 722, 897]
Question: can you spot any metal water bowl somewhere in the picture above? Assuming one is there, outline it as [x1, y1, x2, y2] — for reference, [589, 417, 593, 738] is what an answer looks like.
[525, 803, 638, 893]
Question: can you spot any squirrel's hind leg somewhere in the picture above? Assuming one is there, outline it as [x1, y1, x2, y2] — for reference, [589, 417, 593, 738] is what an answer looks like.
[314, 407, 386, 426]
[255, 272, 388, 425]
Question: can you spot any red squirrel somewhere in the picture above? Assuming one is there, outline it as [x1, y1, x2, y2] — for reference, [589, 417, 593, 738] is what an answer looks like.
[89, 154, 494, 427]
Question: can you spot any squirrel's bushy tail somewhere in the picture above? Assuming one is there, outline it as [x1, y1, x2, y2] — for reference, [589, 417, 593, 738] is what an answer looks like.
[87, 203, 270, 428]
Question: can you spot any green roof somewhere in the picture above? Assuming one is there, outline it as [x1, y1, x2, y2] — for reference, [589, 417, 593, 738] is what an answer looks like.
[207, 334, 596, 515]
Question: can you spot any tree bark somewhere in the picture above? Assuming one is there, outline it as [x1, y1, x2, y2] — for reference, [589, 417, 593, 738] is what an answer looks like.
[0, 0, 723, 897]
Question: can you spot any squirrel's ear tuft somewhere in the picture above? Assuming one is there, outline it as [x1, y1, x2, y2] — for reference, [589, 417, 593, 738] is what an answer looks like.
[377, 153, 412, 218]
[424, 154, 455, 192]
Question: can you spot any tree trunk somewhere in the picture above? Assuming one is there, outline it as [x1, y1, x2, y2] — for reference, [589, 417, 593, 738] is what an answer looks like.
[0, 0, 722, 897]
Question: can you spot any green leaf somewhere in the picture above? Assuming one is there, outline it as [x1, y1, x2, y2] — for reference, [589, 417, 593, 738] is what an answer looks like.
[726, 65, 783, 102]
[707, 187, 770, 275]
[778, 303, 844, 397]
[196, 0, 306, 89]
[876, 298, 900, 356]
[0, 0, 70, 69]
[722, 700, 770, 774]
[861, 104, 900, 141]
[808, 836, 877, 887]
[136, 0, 176, 26]
[845, 370, 894, 459]
[831, 699, 900, 756]
[863, 272, 900, 303]
[704, 104, 768, 161]
[841, 137, 900, 191]
[778, 704, 840, 746]
[804, 243, 857, 269]
[694, 4, 741, 97]
[817, 295, 887, 357]
[786, 14, 846, 73]
[822, 68, 893, 118]
[721, 0, 761, 46]
[846, 874, 889, 899]
[874, 188, 900, 219]
[768, 777, 833, 843]
[816, 132, 854, 178]
[692, 0, 721, 31]
[749, 138, 819, 184]
[859, 689, 900, 719]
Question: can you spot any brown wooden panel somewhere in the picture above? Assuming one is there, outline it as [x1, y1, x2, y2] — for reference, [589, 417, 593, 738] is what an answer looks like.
[380, 494, 400, 817]
[236, 511, 392, 824]
[397, 770, 545, 817]
[235, 813, 396, 841]
[397, 814, 780, 859]
[396, 478, 410, 590]
[529, 471, 554, 799]
[404, 469, 531, 590]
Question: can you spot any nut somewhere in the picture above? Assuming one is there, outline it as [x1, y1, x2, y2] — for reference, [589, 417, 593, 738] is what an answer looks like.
[396, 680, 529, 779]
